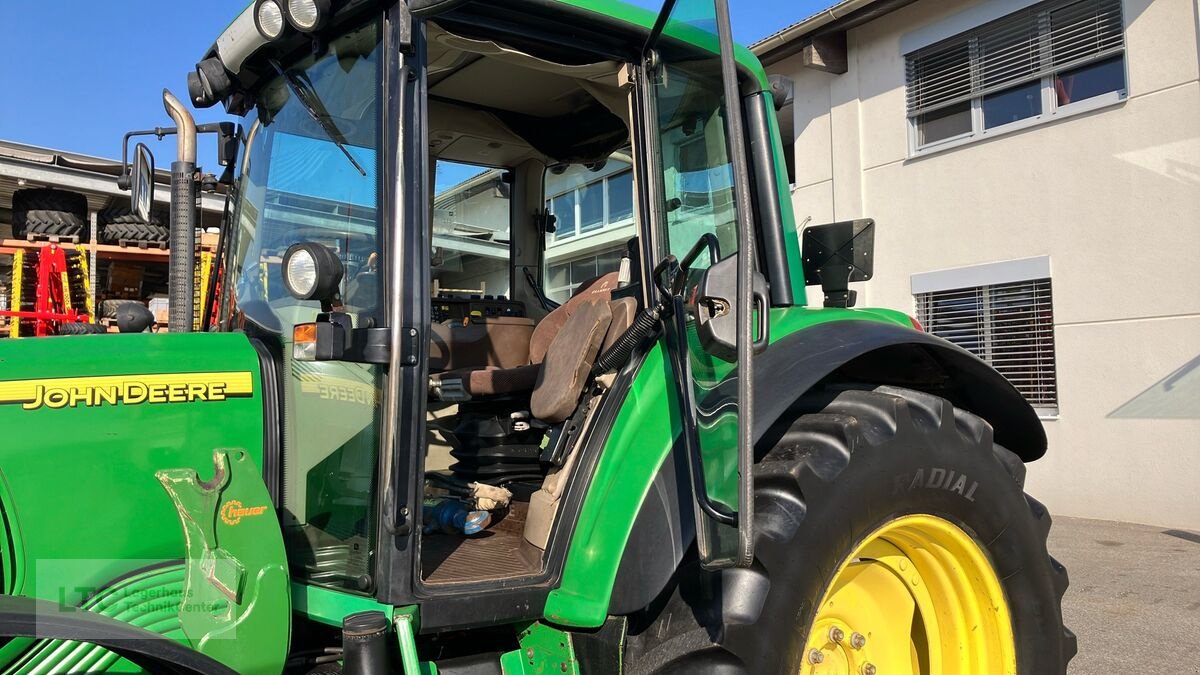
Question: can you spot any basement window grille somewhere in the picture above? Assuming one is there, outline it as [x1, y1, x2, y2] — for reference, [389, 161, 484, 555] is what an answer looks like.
[916, 278, 1059, 414]
[906, 0, 1126, 152]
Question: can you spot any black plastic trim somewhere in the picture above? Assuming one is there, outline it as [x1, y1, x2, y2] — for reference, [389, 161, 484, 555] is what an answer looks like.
[374, 1, 422, 604]
[435, 652, 505, 675]
[744, 91, 793, 307]
[250, 337, 283, 506]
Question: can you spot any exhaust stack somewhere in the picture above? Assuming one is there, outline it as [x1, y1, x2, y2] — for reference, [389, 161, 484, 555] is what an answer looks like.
[162, 89, 197, 333]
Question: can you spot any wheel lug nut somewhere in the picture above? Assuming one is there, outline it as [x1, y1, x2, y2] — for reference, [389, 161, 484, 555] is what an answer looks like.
[850, 632, 867, 649]
[829, 626, 845, 643]
[808, 649, 824, 664]
[861, 664, 877, 675]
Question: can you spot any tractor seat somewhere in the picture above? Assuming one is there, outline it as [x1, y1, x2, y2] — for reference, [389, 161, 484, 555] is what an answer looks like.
[431, 273, 638, 423]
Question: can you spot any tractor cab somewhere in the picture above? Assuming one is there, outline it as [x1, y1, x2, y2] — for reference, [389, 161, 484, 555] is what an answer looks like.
[183, 0, 764, 617]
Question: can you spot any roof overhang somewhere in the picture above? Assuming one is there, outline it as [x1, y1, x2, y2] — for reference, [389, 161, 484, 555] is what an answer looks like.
[0, 141, 226, 213]
[750, 0, 917, 70]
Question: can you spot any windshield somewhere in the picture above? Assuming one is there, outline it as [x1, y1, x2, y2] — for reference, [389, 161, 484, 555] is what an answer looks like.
[219, 18, 384, 592]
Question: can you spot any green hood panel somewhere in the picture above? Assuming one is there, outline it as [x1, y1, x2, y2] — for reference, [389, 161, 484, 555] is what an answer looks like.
[0, 333, 265, 606]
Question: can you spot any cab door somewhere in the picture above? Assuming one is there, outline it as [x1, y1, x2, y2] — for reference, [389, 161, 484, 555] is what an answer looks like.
[641, 0, 758, 568]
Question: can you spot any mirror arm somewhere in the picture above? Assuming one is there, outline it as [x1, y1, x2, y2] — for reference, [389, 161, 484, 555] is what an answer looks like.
[679, 232, 721, 273]
[118, 127, 178, 190]
[119, 122, 240, 189]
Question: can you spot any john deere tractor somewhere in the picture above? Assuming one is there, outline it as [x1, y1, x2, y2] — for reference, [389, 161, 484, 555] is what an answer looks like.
[0, 0, 1074, 673]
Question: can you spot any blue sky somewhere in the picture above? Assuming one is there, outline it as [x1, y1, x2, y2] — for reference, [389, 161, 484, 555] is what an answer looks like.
[0, 1, 825, 176]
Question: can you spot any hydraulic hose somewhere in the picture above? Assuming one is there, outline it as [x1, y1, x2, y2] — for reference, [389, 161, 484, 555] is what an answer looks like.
[163, 89, 196, 332]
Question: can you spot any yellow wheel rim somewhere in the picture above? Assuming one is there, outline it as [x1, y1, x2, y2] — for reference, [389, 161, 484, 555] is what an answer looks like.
[800, 515, 1015, 675]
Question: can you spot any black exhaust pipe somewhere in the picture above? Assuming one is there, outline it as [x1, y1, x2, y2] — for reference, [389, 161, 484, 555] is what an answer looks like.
[342, 611, 393, 674]
[162, 89, 196, 333]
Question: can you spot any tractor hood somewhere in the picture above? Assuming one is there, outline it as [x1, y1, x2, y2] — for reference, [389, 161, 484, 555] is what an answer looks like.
[0, 332, 283, 671]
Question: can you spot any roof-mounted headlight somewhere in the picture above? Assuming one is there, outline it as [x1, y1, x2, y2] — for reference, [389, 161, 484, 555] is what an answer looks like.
[254, 0, 287, 40]
[187, 57, 234, 108]
[285, 0, 331, 33]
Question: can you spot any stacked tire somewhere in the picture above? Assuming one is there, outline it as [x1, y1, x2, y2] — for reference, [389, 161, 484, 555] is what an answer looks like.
[57, 322, 106, 335]
[98, 206, 169, 246]
[11, 188, 89, 241]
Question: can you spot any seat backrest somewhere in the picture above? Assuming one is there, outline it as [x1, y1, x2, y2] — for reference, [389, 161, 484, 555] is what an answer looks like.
[528, 271, 619, 364]
[530, 299, 613, 423]
[601, 297, 638, 355]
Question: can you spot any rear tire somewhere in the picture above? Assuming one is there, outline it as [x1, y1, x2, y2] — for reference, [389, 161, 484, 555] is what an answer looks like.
[12, 188, 88, 240]
[625, 386, 1075, 674]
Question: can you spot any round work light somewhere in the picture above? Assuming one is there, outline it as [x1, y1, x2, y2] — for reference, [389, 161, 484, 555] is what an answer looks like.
[254, 0, 287, 40]
[285, 248, 318, 297]
[282, 243, 344, 304]
[285, 0, 331, 33]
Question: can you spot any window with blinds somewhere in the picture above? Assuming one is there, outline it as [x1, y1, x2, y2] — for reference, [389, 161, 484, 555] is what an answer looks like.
[917, 278, 1059, 412]
[906, 0, 1126, 151]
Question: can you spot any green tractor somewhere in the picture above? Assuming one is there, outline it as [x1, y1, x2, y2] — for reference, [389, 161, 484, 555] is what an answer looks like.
[0, 0, 1075, 672]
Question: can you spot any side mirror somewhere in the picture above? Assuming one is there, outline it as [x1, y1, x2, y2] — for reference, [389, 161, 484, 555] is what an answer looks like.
[801, 218, 875, 308]
[693, 253, 769, 362]
[130, 143, 155, 222]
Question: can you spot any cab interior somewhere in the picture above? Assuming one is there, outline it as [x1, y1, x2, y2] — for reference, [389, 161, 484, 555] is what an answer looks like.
[417, 20, 647, 585]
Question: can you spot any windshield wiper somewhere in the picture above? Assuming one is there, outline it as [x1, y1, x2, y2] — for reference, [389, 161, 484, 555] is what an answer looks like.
[269, 59, 368, 177]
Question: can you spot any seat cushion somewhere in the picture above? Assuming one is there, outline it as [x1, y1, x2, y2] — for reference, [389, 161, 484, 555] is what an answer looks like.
[529, 272, 619, 364]
[438, 364, 540, 397]
[531, 299, 613, 423]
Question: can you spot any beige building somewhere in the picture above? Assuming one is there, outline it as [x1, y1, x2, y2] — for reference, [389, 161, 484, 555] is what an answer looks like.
[755, 0, 1200, 529]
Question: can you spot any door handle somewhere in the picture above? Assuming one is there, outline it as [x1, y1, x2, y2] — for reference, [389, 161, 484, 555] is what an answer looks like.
[752, 280, 769, 353]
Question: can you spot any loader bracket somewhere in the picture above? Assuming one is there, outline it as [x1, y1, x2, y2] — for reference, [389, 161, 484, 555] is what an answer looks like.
[156, 449, 291, 674]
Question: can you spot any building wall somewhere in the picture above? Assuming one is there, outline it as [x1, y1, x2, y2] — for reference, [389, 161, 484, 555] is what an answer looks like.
[775, 0, 1200, 529]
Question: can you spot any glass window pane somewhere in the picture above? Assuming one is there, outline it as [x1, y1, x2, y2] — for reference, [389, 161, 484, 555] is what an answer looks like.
[655, 63, 740, 268]
[551, 191, 576, 238]
[596, 249, 623, 274]
[579, 182, 604, 233]
[547, 262, 569, 289]
[607, 171, 634, 222]
[570, 258, 596, 285]
[223, 17, 385, 593]
[983, 81, 1042, 128]
[916, 101, 972, 146]
[432, 160, 512, 297]
[1055, 55, 1125, 106]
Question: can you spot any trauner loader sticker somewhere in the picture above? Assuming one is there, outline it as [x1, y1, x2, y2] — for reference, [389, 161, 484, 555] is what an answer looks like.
[0, 372, 254, 410]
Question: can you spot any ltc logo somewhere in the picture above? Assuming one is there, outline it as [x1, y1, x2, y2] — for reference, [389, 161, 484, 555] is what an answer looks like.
[219, 499, 269, 526]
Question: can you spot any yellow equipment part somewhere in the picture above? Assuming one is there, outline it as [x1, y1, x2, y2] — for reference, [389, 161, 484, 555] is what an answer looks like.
[802, 514, 1016, 675]
[9, 250, 23, 338]
[194, 250, 215, 331]
[74, 244, 94, 321]
[60, 271, 72, 312]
